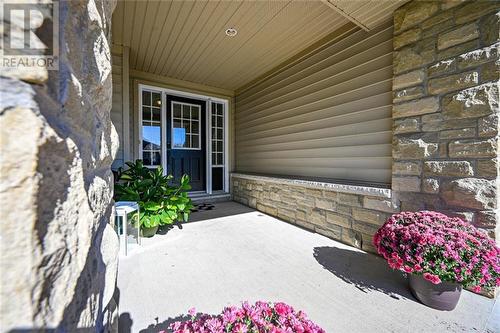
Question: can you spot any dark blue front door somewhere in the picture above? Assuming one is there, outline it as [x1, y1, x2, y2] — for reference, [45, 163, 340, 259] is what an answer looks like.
[167, 95, 206, 191]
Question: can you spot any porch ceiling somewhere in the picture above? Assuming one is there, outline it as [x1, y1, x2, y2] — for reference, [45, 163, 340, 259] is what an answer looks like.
[322, 0, 408, 31]
[112, 0, 406, 92]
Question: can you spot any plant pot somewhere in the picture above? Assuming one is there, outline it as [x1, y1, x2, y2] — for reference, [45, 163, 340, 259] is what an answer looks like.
[409, 274, 462, 311]
[141, 225, 159, 238]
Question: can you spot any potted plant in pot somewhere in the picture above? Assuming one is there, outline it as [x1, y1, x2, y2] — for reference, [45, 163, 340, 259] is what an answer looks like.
[374, 211, 499, 311]
[114, 160, 193, 237]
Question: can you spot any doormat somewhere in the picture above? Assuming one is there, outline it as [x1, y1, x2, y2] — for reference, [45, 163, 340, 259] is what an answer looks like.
[191, 203, 215, 212]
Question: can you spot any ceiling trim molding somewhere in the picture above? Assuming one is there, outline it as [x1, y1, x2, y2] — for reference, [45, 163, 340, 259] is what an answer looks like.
[320, 0, 370, 32]
[130, 69, 235, 98]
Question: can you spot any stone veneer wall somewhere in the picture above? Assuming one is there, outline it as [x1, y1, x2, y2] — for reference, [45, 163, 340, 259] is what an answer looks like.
[392, 0, 500, 242]
[232, 174, 398, 254]
[0, 0, 119, 331]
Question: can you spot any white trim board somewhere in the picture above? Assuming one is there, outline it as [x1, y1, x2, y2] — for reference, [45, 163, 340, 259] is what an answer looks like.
[137, 84, 230, 195]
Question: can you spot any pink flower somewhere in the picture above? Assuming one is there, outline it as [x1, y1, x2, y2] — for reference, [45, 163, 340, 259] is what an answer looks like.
[233, 323, 248, 333]
[169, 302, 326, 333]
[188, 307, 196, 317]
[403, 265, 413, 273]
[423, 273, 441, 284]
[373, 211, 500, 291]
[274, 302, 291, 316]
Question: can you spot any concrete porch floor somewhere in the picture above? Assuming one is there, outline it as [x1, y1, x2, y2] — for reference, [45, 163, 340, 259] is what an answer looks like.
[117, 201, 499, 333]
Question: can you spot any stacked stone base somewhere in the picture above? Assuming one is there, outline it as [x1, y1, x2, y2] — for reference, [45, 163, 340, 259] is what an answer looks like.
[231, 174, 398, 254]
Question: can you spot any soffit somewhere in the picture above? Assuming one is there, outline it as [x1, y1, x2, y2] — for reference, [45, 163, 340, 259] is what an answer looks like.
[112, 0, 406, 91]
[112, 0, 350, 91]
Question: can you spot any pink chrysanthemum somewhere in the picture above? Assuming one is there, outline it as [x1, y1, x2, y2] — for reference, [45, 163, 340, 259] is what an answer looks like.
[373, 211, 500, 290]
[168, 302, 325, 333]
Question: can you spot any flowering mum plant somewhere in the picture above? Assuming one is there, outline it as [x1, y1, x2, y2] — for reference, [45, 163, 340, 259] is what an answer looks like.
[162, 301, 325, 333]
[373, 211, 500, 292]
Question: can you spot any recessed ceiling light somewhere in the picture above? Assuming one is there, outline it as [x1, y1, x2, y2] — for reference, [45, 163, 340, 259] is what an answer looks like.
[225, 28, 237, 37]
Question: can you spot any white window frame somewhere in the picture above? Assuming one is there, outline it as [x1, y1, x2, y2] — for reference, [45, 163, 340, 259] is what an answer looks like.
[137, 84, 229, 194]
[171, 101, 202, 151]
[138, 87, 164, 169]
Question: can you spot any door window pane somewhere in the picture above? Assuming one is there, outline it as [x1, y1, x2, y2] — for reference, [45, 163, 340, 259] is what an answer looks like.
[173, 128, 187, 148]
[191, 108, 199, 119]
[173, 104, 182, 118]
[172, 102, 201, 149]
[191, 134, 199, 148]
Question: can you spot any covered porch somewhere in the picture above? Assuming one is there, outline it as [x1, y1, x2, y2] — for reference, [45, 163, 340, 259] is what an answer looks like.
[110, 0, 500, 331]
[117, 201, 498, 333]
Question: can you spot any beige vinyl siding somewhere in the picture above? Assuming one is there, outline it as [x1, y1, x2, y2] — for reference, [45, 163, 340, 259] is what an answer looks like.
[234, 21, 393, 184]
[111, 50, 124, 169]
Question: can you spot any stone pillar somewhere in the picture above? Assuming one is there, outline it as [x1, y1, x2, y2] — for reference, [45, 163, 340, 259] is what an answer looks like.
[392, 0, 500, 242]
[0, 0, 118, 331]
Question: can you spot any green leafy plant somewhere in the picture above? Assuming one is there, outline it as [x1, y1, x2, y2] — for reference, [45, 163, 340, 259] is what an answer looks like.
[114, 160, 194, 230]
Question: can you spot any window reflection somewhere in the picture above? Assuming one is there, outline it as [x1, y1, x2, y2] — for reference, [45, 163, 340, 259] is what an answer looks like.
[141, 89, 162, 167]
[172, 102, 201, 150]
[173, 128, 186, 148]
[142, 125, 161, 150]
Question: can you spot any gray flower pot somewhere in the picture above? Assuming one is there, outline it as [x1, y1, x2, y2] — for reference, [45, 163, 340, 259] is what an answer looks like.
[409, 274, 462, 311]
[141, 225, 159, 238]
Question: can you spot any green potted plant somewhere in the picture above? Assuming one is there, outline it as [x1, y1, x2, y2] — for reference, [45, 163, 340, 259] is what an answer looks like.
[114, 160, 193, 237]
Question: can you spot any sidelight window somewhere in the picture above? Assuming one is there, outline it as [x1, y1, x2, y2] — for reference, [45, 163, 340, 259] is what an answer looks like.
[141, 90, 162, 167]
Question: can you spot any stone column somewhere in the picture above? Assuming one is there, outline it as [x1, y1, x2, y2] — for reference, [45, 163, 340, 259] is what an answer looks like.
[392, 0, 499, 242]
[0, 0, 119, 331]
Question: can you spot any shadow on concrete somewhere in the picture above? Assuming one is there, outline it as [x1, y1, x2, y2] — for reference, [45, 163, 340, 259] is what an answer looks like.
[313, 246, 416, 301]
[187, 201, 255, 223]
[138, 313, 193, 333]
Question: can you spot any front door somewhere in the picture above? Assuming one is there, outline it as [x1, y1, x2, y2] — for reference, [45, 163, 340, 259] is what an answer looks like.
[166, 95, 206, 191]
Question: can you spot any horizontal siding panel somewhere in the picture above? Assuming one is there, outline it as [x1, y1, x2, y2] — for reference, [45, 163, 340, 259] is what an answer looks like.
[236, 27, 393, 109]
[236, 66, 392, 124]
[237, 143, 392, 160]
[237, 80, 392, 131]
[236, 94, 391, 137]
[236, 118, 391, 147]
[234, 22, 394, 184]
[236, 133, 392, 154]
[236, 46, 392, 114]
[237, 157, 392, 171]
[239, 105, 392, 141]
[236, 23, 391, 104]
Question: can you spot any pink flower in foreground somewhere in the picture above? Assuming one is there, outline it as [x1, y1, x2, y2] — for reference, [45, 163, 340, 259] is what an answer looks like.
[168, 302, 325, 333]
[187, 307, 196, 317]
